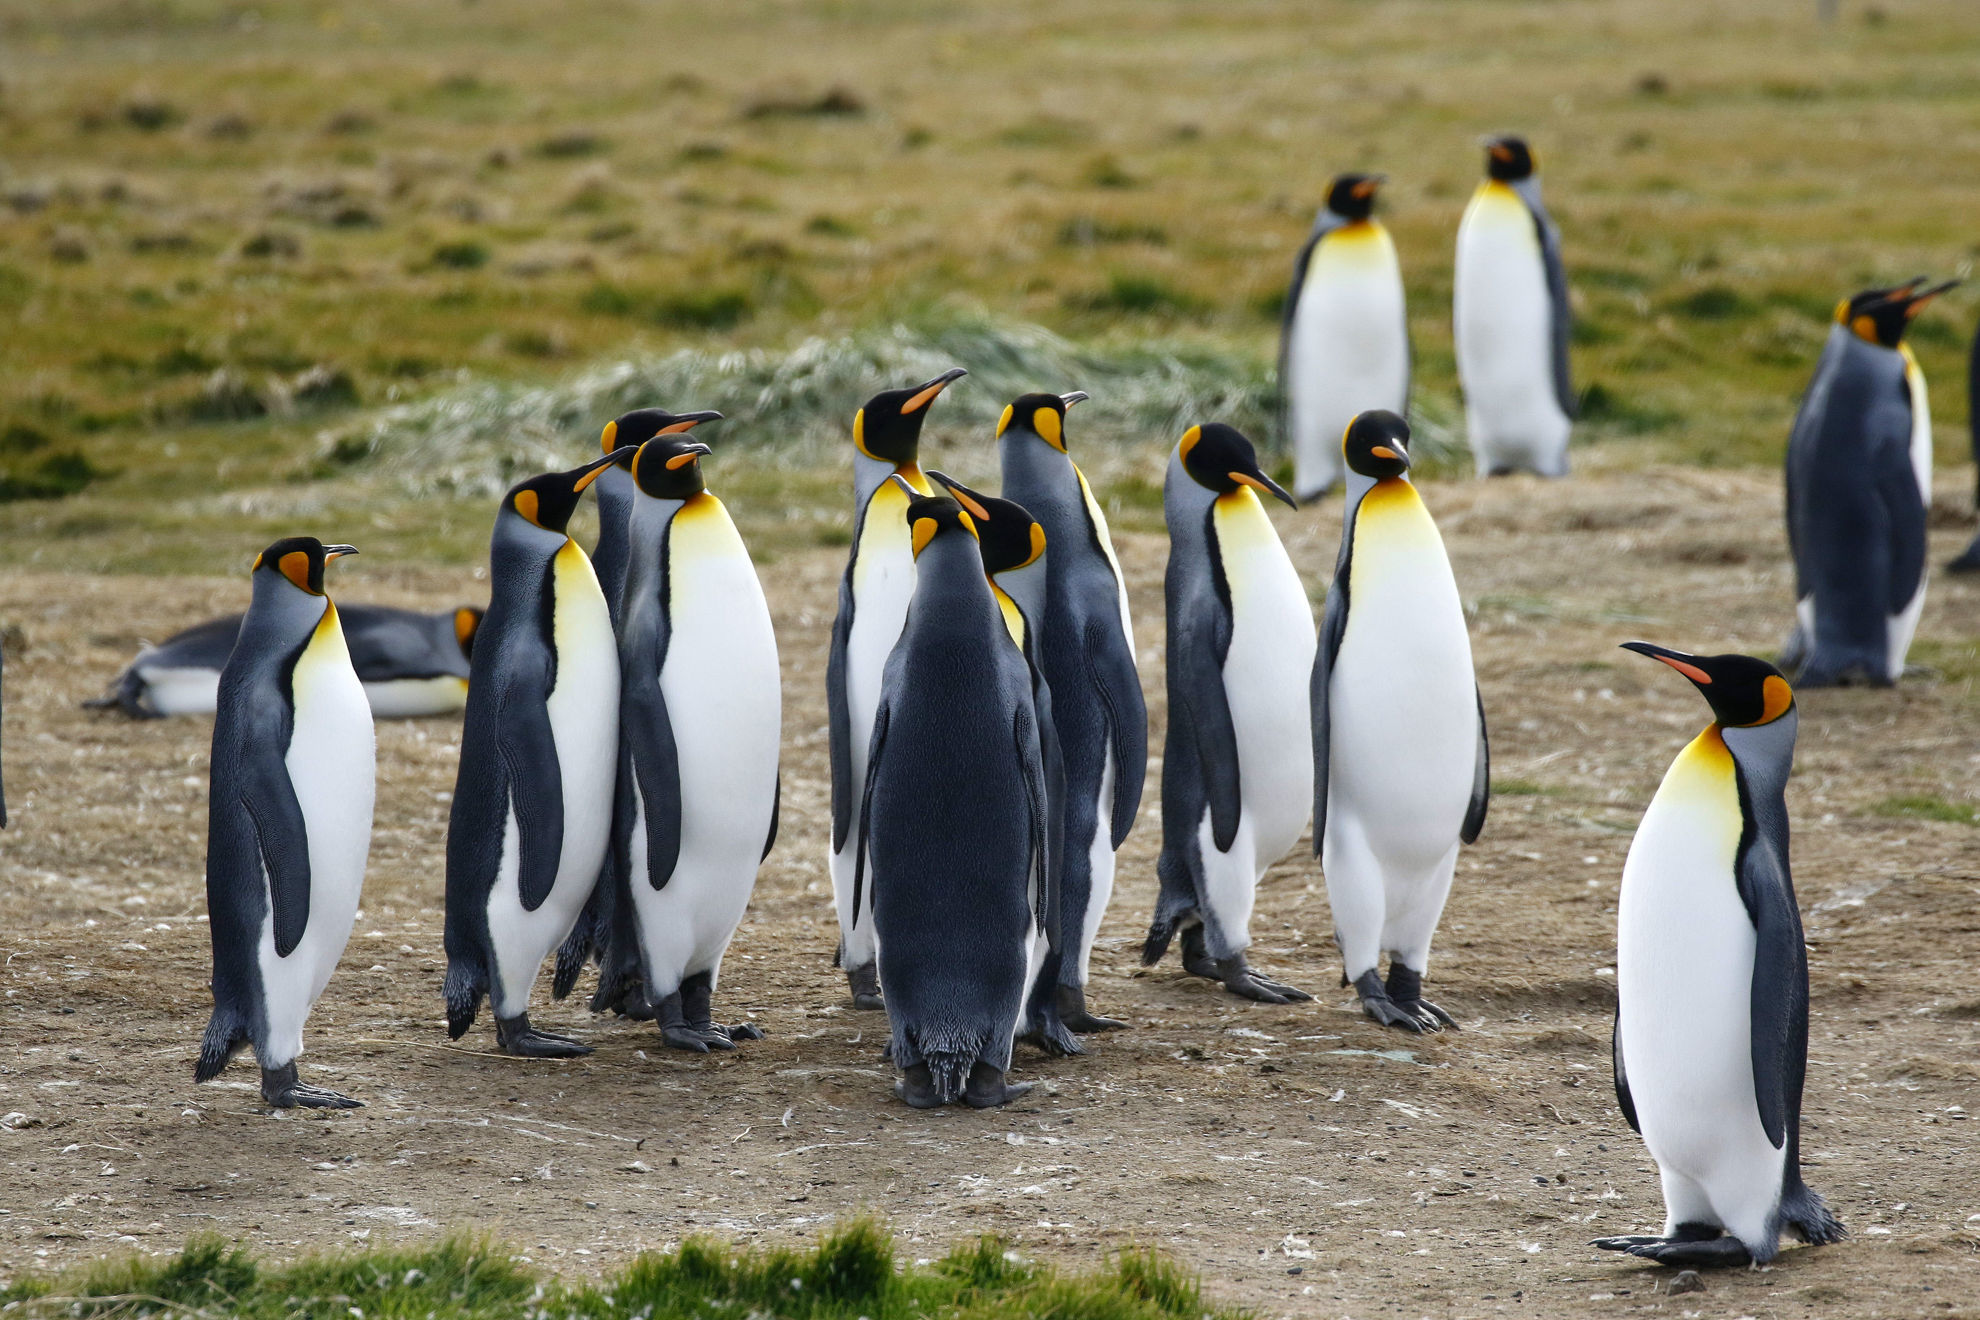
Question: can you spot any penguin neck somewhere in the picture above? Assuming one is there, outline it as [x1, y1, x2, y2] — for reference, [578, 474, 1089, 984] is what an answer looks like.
[994, 559, 1049, 637]
[989, 580, 1027, 651]
[855, 453, 926, 509]
[491, 508, 570, 574]
[908, 537, 1000, 636]
[1162, 449, 1218, 537]
[237, 575, 330, 671]
[999, 430, 1078, 499]
[592, 465, 637, 535]
[1720, 711, 1797, 805]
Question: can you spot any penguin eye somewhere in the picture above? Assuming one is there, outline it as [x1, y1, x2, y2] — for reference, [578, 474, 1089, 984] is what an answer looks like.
[1032, 407, 1064, 450]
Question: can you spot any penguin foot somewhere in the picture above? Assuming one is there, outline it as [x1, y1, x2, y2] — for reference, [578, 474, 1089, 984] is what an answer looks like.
[1593, 1221, 1725, 1256]
[723, 1022, 766, 1042]
[895, 1063, 944, 1109]
[260, 1063, 362, 1110]
[963, 1062, 1035, 1109]
[1055, 983, 1127, 1033]
[1946, 538, 1980, 574]
[1617, 1236, 1752, 1268]
[495, 1014, 594, 1059]
[1352, 970, 1444, 1032]
[1383, 964, 1458, 1031]
[847, 963, 884, 1011]
[1021, 1017, 1084, 1058]
[1178, 925, 1221, 980]
[659, 1025, 735, 1053]
[1217, 955, 1313, 1004]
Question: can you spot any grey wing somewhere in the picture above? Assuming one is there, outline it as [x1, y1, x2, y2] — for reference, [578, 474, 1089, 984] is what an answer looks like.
[495, 639, 565, 912]
[851, 699, 889, 920]
[341, 605, 463, 680]
[1088, 614, 1147, 848]
[623, 552, 681, 891]
[1310, 562, 1351, 856]
[1612, 1009, 1640, 1133]
[1014, 700, 1053, 946]
[1527, 195, 1576, 419]
[826, 561, 857, 852]
[1174, 574, 1242, 852]
[1735, 796, 1803, 1151]
[237, 683, 313, 956]
[1873, 398, 1927, 613]
[1462, 685, 1490, 844]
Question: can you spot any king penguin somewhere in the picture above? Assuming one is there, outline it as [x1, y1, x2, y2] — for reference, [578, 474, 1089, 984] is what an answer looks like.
[90, 604, 483, 719]
[443, 451, 629, 1057]
[1142, 424, 1316, 1002]
[929, 470, 1077, 1056]
[605, 430, 781, 1052]
[195, 537, 372, 1108]
[1312, 411, 1488, 1031]
[828, 367, 968, 1009]
[996, 391, 1145, 1033]
[1279, 173, 1411, 501]
[1453, 135, 1574, 478]
[861, 482, 1051, 1107]
[552, 406, 722, 1014]
[1594, 643, 1844, 1267]
[1780, 279, 1957, 686]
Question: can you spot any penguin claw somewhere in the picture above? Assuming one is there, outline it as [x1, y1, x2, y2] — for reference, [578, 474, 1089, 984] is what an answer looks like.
[1591, 1235, 1664, 1251]
[495, 1015, 594, 1058]
[1220, 959, 1313, 1004]
[723, 1022, 766, 1042]
[659, 1025, 712, 1053]
[963, 1063, 1035, 1109]
[1624, 1237, 1752, 1268]
[1055, 984, 1127, 1033]
[259, 1065, 362, 1109]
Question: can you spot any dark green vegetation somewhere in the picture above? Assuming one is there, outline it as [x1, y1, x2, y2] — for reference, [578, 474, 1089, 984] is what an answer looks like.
[0, 1222, 1238, 1320]
[2, 0, 1978, 571]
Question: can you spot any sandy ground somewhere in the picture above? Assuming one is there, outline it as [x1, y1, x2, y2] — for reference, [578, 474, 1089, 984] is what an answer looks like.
[2, 468, 1979, 1320]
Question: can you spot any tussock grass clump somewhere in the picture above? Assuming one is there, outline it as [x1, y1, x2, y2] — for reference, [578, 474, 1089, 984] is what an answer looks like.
[0, 1222, 1240, 1320]
[326, 310, 1287, 497]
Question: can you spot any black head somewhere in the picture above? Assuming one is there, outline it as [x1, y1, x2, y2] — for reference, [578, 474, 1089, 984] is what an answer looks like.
[1342, 409, 1413, 480]
[628, 434, 714, 499]
[1325, 173, 1385, 221]
[996, 390, 1089, 453]
[928, 471, 1045, 576]
[1177, 423, 1296, 506]
[855, 367, 968, 466]
[453, 606, 484, 659]
[1621, 642, 1795, 728]
[504, 450, 633, 533]
[894, 479, 978, 560]
[1836, 278, 1959, 349]
[251, 536, 357, 596]
[600, 408, 723, 468]
[1483, 135, 1535, 182]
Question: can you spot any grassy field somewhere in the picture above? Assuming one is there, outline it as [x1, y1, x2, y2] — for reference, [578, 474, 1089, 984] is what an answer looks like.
[4, 0, 1980, 572]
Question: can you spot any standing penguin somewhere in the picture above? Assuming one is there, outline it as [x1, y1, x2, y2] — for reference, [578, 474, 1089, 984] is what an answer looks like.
[1780, 280, 1956, 685]
[1312, 411, 1488, 1031]
[1594, 644, 1843, 1267]
[929, 471, 1076, 1055]
[443, 452, 629, 1057]
[553, 407, 722, 1013]
[827, 367, 968, 1009]
[1454, 135, 1574, 478]
[1945, 312, 1980, 573]
[1142, 424, 1316, 1002]
[861, 483, 1051, 1107]
[1279, 173, 1411, 501]
[605, 431, 781, 1052]
[195, 537, 372, 1108]
[997, 391, 1145, 1033]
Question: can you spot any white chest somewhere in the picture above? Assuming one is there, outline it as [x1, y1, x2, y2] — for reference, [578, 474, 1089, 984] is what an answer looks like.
[1454, 185, 1554, 398]
[1215, 492, 1316, 846]
[545, 540, 620, 869]
[847, 477, 923, 751]
[1290, 224, 1409, 400]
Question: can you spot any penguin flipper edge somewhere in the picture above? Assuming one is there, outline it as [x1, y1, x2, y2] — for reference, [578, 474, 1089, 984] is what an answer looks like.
[1088, 618, 1148, 848]
[851, 702, 889, 922]
[624, 681, 682, 892]
[1740, 839, 1802, 1151]
[1310, 576, 1350, 855]
[1462, 685, 1490, 844]
[826, 571, 857, 852]
[496, 687, 566, 911]
[1172, 597, 1242, 852]
[240, 729, 313, 958]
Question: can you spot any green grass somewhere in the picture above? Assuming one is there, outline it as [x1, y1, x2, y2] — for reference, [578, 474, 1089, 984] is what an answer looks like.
[1867, 794, 1980, 825]
[0, 1221, 1243, 1320]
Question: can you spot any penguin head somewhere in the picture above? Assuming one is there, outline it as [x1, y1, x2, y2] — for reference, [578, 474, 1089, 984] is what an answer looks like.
[1324, 173, 1385, 222]
[1482, 135, 1535, 182]
[628, 434, 714, 500]
[453, 606, 484, 659]
[928, 471, 1046, 576]
[251, 536, 357, 596]
[996, 390, 1089, 454]
[855, 368, 968, 466]
[1621, 642, 1795, 728]
[600, 408, 723, 468]
[892, 477, 978, 560]
[1341, 410, 1413, 480]
[1177, 423, 1297, 506]
[1835, 278, 1960, 348]
[504, 450, 634, 534]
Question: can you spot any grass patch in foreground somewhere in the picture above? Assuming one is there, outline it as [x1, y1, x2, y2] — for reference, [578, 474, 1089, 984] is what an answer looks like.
[0, 1220, 1244, 1320]
[1867, 795, 1980, 826]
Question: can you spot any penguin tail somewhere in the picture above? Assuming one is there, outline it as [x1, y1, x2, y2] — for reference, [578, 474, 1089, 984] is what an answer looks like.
[1140, 918, 1176, 968]
[924, 1051, 975, 1106]
[1779, 1181, 1846, 1247]
[194, 1007, 250, 1083]
[442, 960, 485, 1040]
[551, 906, 600, 1001]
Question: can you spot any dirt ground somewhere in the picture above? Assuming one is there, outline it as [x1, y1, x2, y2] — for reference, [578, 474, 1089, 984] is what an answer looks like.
[3, 468, 1979, 1320]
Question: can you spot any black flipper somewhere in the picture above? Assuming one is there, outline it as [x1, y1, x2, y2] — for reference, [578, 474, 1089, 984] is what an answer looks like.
[762, 768, 781, 861]
[1732, 765, 1803, 1151]
[621, 523, 682, 890]
[1088, 615, 1147, 849]
[1461, 686, 1490, 844]
[1015, 702, 1053, 946]
[1174, 510, 1241, 851]
[239, 679, 313, 957]
[1612, 1007, 1640, 1134]
[1310, 512, 1354, 856]
[1522, 189, 1577, 421]
[851, 700, 890, 923]
[497, 680, 565, 912]
[826, 550, 859, 853]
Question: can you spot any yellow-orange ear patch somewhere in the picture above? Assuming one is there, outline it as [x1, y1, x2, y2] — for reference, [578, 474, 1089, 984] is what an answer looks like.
[1833, 298, 1851, 324]
[278, 550, 313, 593]
[514, 489, 541, 526]
[252, 551, 265, 571]
[1850, 314, 1879, 343]
[1178, 425, 1202, 464]
[911, 516, 939, 557]
[1024, 522, 1047, 567]
[601, 419, 619, 455]
[455, 608, 479, 648]
[852, 409, 872, 459]
[959, 510, 979, 539]
[1033, 407, 1064, 451]
[1758, 675, 1794, 724]
[996, 404, 1015, 437]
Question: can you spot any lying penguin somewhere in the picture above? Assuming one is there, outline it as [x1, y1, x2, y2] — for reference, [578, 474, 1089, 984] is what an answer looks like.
[90, 604, 483, 719]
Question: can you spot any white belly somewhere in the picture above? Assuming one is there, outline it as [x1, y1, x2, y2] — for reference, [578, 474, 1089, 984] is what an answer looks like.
[136, 664, 221, 715]
[632, 496, 781, 994]
[1289, 224, 1409, 497]
[1617, 731, 1783, 1199]
[1216, 491, 1316, 864]
[257, 607, 375, 1064]
[1327, 482, 1478, 862]
[1454, 184, 1568, 465]
[362, 675, 469, 718]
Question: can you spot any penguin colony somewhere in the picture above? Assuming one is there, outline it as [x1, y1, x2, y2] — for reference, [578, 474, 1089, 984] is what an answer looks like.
[155, 129, 1980, 1269]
